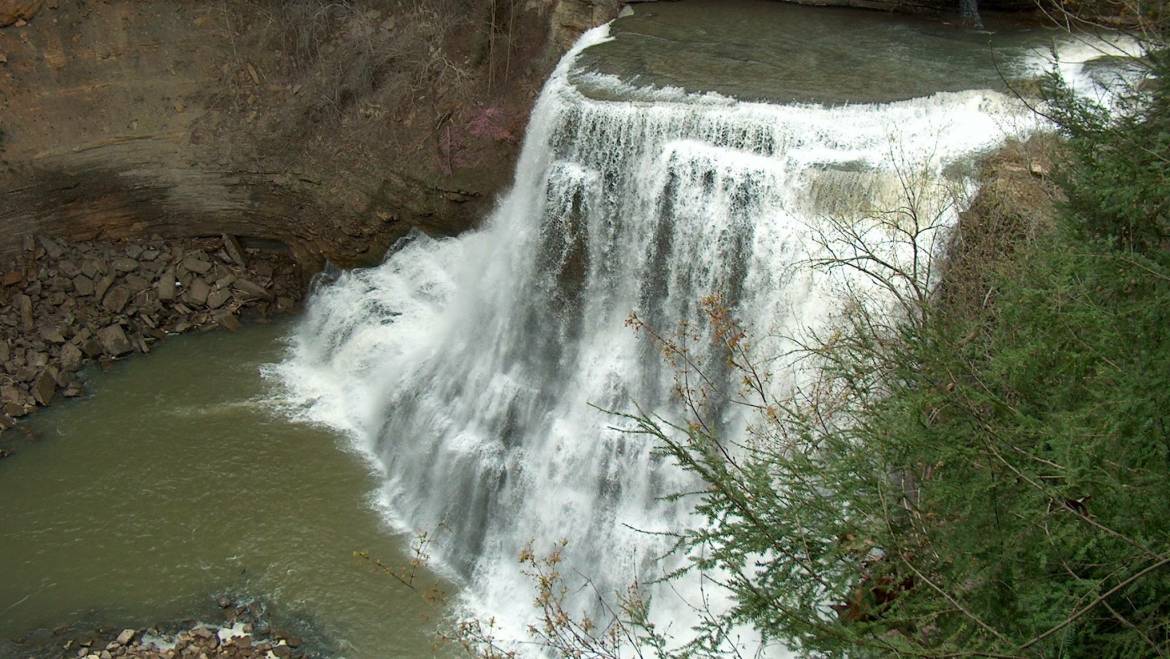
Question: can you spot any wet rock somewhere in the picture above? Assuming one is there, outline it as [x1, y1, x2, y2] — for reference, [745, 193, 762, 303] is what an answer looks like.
[27, 350, 49, 370]
[32, 369, 56, 405]
[186, 278, 210, 306]
[80, 260, 102, 279]
[182, 253, 213, 274]
[115, 629, 136, 645]
[112, 257, 139, 273]
[124, 274, 150, 293]
[1, 384, 23, 406]
[157, 268, 177, 301]
[206, 287, 232, 309]
[81, 336, 103, 359]
[73, 275, 95, 296]
[39, 236, 65, 259]
[222, 235, 246, 267]
[40, 327, 65, 345]
[59, 260, 81, 278]
[232, 279, 271, 301]
[97, 324, 132, 356]
[102, 286, 131, 314]
[94, 275, 115, 301]
[215, 312, 241, 332]
[15, 294, 34, 331]
[0, 235, 302, 429]
[60, 342, 83, 371]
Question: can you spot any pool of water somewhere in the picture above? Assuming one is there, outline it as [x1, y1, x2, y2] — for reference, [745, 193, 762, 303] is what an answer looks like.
[574, 0, 1064, 104]
[0, 322, 453, 658]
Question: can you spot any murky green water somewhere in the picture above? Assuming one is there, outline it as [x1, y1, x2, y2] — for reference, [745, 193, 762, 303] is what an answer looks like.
[576, 0, 1056, 104]
[0, 322, 452, 658]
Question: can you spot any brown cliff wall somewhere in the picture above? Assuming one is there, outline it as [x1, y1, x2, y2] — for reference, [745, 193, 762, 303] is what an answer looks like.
[2, 0, 1039, 271]
[0, 0, 622, 269]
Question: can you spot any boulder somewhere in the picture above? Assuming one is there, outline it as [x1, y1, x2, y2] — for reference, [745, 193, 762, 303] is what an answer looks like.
[60, 342, 83, 371]
[102, 286, 131, 314]
[216, 312, 241, 331]
[206, 287, 232, 309]
[232, 279, 272, 301]
[32, 368, 56, 405]
[39, 326, 65, 343]
[94, 274, 115, 301]
[223, 234, 247, 267]
[115, 629, 135, 645]
[112, 257, 139, 273]
[182, 254, 213, 274]
[157, 268, 177, 301]
[1, 384, 23, 405]
[81, 336, 103, 358]
[186, 277, 210, 306]
[17, 294, 34, 332]
[123, 274, 149, 292]
[80, 260, 101, 279]
[27, 349, 48, 369]
[38, 235, 64, 259]
[73, 275, 95, 296]
[59, 260, 80, 277]
[2, 270, 23, 287]
[96, 324, 132, 356]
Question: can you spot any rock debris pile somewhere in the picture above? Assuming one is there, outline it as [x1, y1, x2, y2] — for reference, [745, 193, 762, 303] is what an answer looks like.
[0, 234, 302, 437]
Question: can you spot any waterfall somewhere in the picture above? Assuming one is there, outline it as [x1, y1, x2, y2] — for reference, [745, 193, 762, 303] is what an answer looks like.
[270, 24, 1037, 654]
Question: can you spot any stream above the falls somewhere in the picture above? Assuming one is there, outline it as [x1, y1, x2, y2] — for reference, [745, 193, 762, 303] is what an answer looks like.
[575, 0, 1076, 104]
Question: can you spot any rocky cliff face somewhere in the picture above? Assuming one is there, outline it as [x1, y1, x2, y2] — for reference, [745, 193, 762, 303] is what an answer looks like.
[0, 0, 621, 268]
[3, 0, 1040, 270]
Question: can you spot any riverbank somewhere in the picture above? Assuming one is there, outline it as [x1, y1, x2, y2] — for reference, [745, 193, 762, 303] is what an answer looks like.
[4, 596, 324, 659]
[0, 234, 303, 448]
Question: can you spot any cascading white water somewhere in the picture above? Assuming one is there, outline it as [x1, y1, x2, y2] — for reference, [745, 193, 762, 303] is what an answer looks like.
[269, 24, 1049, 654]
